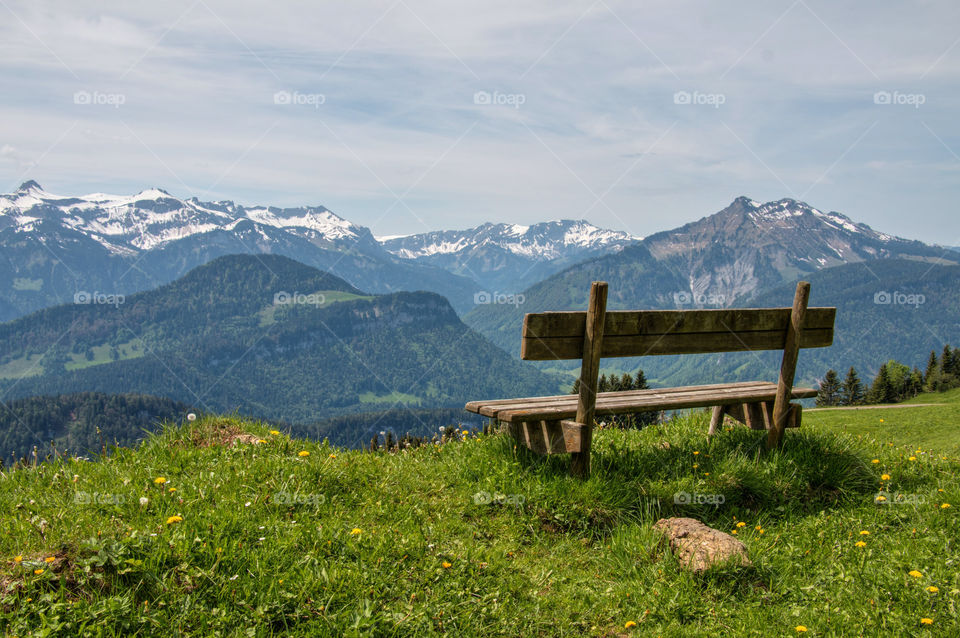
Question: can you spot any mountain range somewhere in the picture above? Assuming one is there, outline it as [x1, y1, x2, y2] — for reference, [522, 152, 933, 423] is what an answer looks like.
[0, 254, 559, 442]
[0, 182, 637, 321]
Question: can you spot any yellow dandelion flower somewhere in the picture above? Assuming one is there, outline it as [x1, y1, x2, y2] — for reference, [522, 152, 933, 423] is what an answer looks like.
[941, 503, 951, 509]
[909, 456, 917, 461]
[731, 529, 738, 535]
[166, 515, 183, 525]
[168, 487, 176, 493]
[154, 477, 167, 485]
[442, 561, 452, 568]
[755, 525, 762, 530]
[855, 541, 866, 548]
[269, 430, 280, 436]
[736, 522, 746, 528]
[871, 459, 880, 464]
[703, 472, 710, 476]
[795, 626, 807, 633]
[624, 621, 637, 629]
[859, 530, 870, 535]
[298, 450, 310, 457]
[350, 528, 362, 535]
[34, 568, 44, 575]
[875, 495, 887, 502]
[693, 451, 700, 455]
[257, 439, 267, 444]
[879, 419, 884, 422]
[329, 454, 336, 459]
[44, 556, 55, 563]
[926, 586, 939, 593]
[758, 529, 765, 534]
[909, 570, 923, 578]
[692, 463, 698, 468]
[14, 555, 22, 563]
[881, 474, 891, 480]
[920, 618, 933, 625]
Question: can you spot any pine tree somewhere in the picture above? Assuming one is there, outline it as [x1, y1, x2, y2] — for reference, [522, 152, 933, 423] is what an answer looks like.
[634, 369, 650, 390]
[816, 369, 841, 406]
[907, 367, 924, 399]
[924, 350, 938, 386]
[598, 373, 609, 393]
[841, 366, 864, 406]
[868, 364, 894, 404]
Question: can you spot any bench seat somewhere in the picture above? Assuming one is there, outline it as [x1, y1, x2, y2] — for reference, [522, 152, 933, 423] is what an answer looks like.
[466, 381, 817, 423]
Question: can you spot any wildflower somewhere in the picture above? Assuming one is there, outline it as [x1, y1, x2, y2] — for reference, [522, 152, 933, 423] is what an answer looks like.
[871, 459, 880, 464]
[879, 419, 884, 423]
[187, 413, 197, 422]
[350, 528, 362, 535]
[14, 555, 22, 563]
[909, 456, 917, 461]
[927, 586, 939, 593]
[154, 477, 167, 485]
[941, 503, 951, 509]
[859, 530, 870, 535]
[736, 522, 746, 528]
[909, 570, 923, 578]
[758, 529, 765, 534]
[269, 430, 280, 436]
[875, 495, 887, 502]
[34, 569, 44, 575]
[257, 439, 267, 444]
[298, 450, 310, 457]
[168, 487, 176, 493]
[44, 556, 55, 563]
[693, 451, 700, 455]
[920, 618, 933, 625]
[166, 515, 183, 525]
[703, 472, 710, 476]
[881, 474, 891, 480]
[795, 627, 807, 633]
[442, 561, 452, 568]
[624, 621, 637, 629]
[139, 497, 149, 506]
[755, 525, 762, 530]
[731, 529, 738, 535]
[329, 454, 336, 459]
[855, 541, 866, 548]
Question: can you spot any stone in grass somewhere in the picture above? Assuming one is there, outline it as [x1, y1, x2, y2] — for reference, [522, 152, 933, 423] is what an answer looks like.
[653, 517, 752, 572]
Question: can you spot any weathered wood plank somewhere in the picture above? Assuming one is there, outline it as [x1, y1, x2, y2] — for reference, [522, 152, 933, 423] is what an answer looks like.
[768, 282, 810, 449]
[571, 282, 607, 478]
[722, 401, 802, 430]
[494, 386, 818, 423]
[521, 327, 834, 360]
[466, 381, 776, 415]
[523, 307, 836, 339]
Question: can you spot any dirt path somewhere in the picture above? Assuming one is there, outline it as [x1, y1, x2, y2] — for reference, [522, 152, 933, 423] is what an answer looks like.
[806, 403, 937, 412]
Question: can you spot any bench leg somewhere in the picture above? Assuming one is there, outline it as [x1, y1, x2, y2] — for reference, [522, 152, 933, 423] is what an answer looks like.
[708, 405, 724, 436]
[570, 425, 592, 478]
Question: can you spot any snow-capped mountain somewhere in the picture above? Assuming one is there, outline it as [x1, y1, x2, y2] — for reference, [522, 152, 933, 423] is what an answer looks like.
[1, 180, 374, 253]
[379, 220, 639, 292]
[0, 181, 479, 321]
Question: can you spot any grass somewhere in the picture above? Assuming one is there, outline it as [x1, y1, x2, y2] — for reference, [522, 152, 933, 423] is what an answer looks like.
[1, 410, 958, 636]
[357, 391, 422, 406]
[805, 389, 960, 453]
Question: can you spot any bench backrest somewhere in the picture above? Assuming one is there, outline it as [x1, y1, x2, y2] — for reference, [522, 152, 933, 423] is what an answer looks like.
[527, 281, 836, 474]
[521, 307, 836, 360]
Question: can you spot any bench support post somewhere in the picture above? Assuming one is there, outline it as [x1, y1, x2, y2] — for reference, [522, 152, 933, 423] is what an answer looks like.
[767, 281, 810, 450]
[570, 281, 607, 478]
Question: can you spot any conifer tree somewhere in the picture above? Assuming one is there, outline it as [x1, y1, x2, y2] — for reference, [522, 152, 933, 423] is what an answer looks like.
[816, 369, 841, 406]
[924, 350, 938, 385]
[868, 363, 894, 404]
[841, 366, 865, 406]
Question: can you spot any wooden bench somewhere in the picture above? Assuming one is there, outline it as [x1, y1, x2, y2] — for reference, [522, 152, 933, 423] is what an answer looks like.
[465, 281, 835, 477]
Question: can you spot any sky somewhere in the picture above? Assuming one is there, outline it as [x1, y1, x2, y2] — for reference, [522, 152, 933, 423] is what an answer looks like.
[1, 0, 959, 244]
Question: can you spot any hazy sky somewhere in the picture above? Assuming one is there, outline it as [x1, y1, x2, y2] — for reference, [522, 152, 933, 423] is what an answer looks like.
[2, 1, 958, 243]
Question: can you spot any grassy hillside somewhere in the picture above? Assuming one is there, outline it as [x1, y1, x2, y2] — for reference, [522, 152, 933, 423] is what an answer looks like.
[1, 412, 957, 636]
[804, 389, 960, 453]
